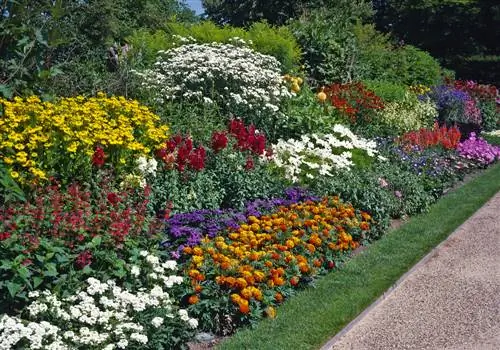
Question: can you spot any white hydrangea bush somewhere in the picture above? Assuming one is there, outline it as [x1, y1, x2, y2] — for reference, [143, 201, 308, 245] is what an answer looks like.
[271, 124, 379, 183]
[376, 92, 438, 135]
[134, 42, 293, 123]
[0, 251, 197, 350]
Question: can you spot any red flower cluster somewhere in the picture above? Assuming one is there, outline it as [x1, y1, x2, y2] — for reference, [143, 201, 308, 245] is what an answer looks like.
[91, 146, 106, 167]
[322, 82, 384, 124]
[398, 123, 461, 150]
[0, 177, 161, 254]
[157, 135, 207, 172]
[449, 79, 498, 101]
[75, 250, 93, 269]
[211, 132, 228, 153]
[228, 119, 267, 155]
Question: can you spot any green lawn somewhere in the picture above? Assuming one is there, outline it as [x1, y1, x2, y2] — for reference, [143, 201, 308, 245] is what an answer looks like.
[217, 163, 500, 350]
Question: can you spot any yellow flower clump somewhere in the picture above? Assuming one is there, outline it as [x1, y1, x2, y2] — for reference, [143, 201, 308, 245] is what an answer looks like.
[0, 94, 169, 182]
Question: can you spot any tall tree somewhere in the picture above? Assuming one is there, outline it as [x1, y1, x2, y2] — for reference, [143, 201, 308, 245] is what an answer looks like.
[201, 0, 324, 26]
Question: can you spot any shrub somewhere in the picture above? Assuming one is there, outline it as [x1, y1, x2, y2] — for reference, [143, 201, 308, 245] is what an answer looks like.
[278, 83, 343, 140]
[353, 23, 443, 86]
[371, 92, 438, 136]
[363, 80, 408, 103]
[127, 21, 302, 72]
[134, 43, 292, 130]
[0, 94, 169, 184]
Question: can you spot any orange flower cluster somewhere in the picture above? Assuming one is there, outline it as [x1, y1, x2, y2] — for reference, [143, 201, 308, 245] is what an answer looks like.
[183, 197, 372, 318]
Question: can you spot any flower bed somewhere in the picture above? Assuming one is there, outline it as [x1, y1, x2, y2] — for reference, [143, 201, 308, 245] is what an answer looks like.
[180, 196, 372, 333]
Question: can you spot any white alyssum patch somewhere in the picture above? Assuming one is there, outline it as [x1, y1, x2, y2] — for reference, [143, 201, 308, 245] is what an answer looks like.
[271, 125, 378, 183]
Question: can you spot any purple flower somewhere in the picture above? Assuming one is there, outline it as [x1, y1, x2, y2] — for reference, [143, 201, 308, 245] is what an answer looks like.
[457, 133, 500, 165]
[162, 187, 319, 258]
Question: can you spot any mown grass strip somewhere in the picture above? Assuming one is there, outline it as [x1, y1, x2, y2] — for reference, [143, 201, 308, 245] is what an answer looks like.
[217, 163, 500, 350]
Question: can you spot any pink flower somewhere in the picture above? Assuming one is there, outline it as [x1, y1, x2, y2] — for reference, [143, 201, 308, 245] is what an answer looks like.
[378, 177, 389, 188]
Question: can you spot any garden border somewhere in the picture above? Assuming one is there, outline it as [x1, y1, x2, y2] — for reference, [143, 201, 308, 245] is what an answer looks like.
[215, 162, 500, 350]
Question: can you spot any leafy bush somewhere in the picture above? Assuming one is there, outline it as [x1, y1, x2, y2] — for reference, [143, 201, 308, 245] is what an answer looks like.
[363, 80, 408, 103]
[134, 43, 292, 131]
[0, 94, 169, 184]
[354, 23, 443, 86]
[278, 84, 343, 140]
[127, 21, 302, 72]
[289, 0, 373, 84]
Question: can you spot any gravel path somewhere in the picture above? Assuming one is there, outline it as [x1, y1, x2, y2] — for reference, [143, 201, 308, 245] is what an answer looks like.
[322, 191, 500, 350]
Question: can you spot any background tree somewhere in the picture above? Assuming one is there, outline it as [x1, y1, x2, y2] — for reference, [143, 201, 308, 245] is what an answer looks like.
[373, 0, 500, 84]
[0, 0, 196, 97]
[201, 0, 324, 26]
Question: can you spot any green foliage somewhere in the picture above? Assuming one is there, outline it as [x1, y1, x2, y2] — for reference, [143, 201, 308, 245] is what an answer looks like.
[128, 21, 302, 72]
[367, 93, 438, 137]
[0, 0, 196, 98]
[202, 0, 322, 26]
[278, 84, 343, 139]
[354, 23, 443, 86]
[477, 101, 499, 132]
[208, 151, 286, 209]
[163, 103, 227, 144]
[363, 80, 408, 103]
[289, 1, 373, 84]
[0, 161, 25, 206]
[149, 167, 224, 215]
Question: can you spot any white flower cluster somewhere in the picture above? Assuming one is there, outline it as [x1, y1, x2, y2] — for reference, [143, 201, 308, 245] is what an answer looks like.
[137, 156, 158, 177]
[377, 92, 438, 134]
[484, 129, 500, 136]
[134, 43, 292, 121]
[271, 125, 378, 183]
[0, 252, 197, 350]
[120, 174, 147, 189]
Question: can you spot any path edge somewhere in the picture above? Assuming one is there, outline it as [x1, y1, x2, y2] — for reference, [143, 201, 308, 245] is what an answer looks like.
[319, 191, 500, 350]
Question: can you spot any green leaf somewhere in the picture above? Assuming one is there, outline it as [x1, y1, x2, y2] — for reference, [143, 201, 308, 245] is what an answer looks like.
[91, 236, 102, 247]
[17, 266, 30, 280]
[6, 282, 22, 297]
[33, 277, 44, 288]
